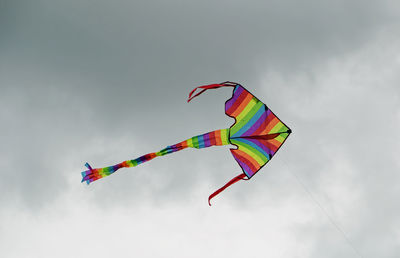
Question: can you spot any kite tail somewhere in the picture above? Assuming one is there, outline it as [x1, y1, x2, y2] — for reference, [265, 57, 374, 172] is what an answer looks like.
[208, 173, 249, 206]
[187, 81, 237, 102]
[81, 129, 230, 184]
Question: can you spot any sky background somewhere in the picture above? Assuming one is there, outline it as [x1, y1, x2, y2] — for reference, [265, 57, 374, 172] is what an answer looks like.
[1, 0, 400, 257]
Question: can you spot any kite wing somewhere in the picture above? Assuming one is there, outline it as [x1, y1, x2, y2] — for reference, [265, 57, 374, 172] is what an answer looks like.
[225, 84, 291, 178]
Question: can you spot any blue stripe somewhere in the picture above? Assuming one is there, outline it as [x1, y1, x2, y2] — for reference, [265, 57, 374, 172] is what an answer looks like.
[235, 138, 270, 161]
[232, 104, 265, 137]
[198, 135, 205, 148]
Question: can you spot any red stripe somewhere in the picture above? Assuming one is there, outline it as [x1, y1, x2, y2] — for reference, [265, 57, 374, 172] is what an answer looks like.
[262, 117, 279, 135]
[209, 131, 217, 146]
[253, 111, 276, 135]
[231, 149, 259, 172]
[226, 90, 249, 115]
[264, 140, 279, 152]
[230, 94, 253, 118]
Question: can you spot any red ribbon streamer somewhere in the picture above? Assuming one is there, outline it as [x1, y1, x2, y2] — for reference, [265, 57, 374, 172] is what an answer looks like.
[187, 82, 236, 102]
[208, 173, 248, 206]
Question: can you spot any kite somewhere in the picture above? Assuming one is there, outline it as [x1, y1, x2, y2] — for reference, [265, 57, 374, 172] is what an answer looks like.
[81, 82, 291, 205]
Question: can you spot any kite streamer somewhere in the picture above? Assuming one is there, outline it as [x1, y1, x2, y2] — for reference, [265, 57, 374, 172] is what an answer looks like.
[81, 129, 230, 184]
[81, 82, 291, 205]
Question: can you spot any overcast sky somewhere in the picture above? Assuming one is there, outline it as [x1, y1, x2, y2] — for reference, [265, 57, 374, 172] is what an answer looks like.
[1, 0, 399, 257]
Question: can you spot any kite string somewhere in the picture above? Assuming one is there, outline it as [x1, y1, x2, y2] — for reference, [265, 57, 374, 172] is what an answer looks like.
[280, 158, 364, 258]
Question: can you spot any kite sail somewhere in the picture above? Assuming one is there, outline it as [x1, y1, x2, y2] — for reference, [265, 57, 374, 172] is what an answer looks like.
[81, 82, 291, 205]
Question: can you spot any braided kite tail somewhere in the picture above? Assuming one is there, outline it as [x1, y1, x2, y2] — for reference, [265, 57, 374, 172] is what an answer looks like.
[81, 129, 230, 185]
[81, 146, 187, 185]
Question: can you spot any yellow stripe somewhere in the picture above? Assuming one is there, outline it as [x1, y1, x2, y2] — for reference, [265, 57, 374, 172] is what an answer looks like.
[275, 133, 289, 143]
[235, 98, 257, 122]
[231, 101, 263, 136]
[231, 139, 266, 165]
[220, 129, 229, 145]
[270, 122, 287, 134]
[187, 138, 193, 148]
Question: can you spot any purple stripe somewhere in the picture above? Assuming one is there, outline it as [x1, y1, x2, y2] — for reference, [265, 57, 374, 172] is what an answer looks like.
[225, 86, 244, 111]
[112, 164, 121, 171]
[203, 132, 211, 147]
[246, 138, 275, 158]
[243, 109, 271, 136]
[236, 155, 253, 177]
[138, 155, 147, 163]
[231, 150, 255, 177]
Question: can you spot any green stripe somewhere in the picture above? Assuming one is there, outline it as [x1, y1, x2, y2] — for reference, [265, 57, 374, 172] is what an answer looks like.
[235, 98, 257, 121]
[230, 139, 268, 164]
[130, 160, 138, 166]
[231, 101, 264, 135]
[191, 136, 199, 148]
[275, 133, 289, 143]
[270, 122, 288, 134]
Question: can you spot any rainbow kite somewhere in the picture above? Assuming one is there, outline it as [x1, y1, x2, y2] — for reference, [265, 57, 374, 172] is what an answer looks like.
[81, 82, 291, 205]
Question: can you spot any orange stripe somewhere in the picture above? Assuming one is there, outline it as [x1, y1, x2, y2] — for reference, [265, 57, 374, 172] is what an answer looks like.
[261, 117, 279, 134]
[180, 140, 188, 148]
[230, 93, 253, 118]
[215, 130, 222, 145]
[144, 153, 157, 160]
[253, 111, 275, 135]
[269, 138, 283, 150]
[263, 139, 281, 152]
[234, 149, 261, 170]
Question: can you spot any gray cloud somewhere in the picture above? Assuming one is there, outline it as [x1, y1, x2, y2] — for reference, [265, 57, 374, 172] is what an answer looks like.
[1, 0, 399, 257]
